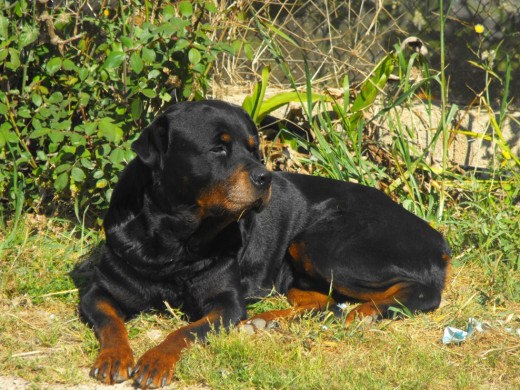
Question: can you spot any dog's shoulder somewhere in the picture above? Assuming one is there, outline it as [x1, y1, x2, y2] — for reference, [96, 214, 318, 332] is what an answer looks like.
[103, 158, 151, 229]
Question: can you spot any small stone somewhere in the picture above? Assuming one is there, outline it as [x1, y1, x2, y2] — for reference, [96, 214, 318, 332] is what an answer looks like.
[251, 318, 266, 330]
[241, 324, 255, 335]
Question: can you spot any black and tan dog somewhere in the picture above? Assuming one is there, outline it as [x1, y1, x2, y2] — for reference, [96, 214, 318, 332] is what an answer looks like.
[80, 100, 451, 388]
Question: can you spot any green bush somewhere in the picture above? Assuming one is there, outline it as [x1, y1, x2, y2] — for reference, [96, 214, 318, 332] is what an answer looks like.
[0, 0, 238, 218]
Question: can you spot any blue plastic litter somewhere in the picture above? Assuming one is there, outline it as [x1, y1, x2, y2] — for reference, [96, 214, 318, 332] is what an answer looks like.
[442, 318, 488, 344]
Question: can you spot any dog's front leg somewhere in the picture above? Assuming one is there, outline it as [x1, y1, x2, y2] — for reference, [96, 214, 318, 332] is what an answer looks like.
[133, 296, 245, 388]
[80, 287, 134, 384]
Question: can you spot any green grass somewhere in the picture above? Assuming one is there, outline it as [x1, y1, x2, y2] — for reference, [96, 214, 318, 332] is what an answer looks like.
[0, 196, 519, 388]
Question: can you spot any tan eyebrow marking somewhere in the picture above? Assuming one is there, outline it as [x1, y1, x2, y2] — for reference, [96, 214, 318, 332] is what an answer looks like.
[220, 132, 232, 143]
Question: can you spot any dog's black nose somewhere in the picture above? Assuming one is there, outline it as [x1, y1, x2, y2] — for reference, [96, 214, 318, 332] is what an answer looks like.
[250, 168, 272, 189]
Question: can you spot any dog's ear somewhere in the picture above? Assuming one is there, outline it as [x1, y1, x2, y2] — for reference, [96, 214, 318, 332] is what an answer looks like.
[131, 116, 169, 167]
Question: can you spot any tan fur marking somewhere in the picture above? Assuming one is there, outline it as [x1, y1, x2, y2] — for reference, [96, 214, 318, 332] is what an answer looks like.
[197, 165, 270, 217]
[288, 242, 316, 275]
[220, 132, 232, 143]
[335, 282, 411, 303]
[247, 135, 256, 149]
[243, 288, 335, 324]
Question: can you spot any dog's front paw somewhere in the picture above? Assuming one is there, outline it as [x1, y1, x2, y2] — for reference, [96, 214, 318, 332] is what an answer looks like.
[90, 346, 134, 384]
[132, 346, 178, 388]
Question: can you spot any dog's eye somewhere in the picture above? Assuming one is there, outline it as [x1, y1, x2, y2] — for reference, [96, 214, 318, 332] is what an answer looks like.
[211, 145, 228, 156]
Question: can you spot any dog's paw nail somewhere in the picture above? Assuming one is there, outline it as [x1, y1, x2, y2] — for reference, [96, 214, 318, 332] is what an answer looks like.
[161, 375, 169, 387]
[251, 318, 266, 330]
[241, 324, 255, 335]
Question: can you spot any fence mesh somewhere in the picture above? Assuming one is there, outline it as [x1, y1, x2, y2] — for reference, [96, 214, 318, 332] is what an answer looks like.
[221, 0, 520, 103]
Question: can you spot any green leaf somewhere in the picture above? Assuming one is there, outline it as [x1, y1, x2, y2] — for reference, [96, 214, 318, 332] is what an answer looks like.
[54, 172, 69, 191]
[0, 16, 8, 39]
[147, 69, 161, 79]
[97, 117, 123, 144]
[120, 36, 134, 48]
[78, 68, 89, 81]
[6, 49, 20, 71]
[18, 25, 38, 49]
[71, 167, 86, 182]
[264, 22, 299, 46]
[163, 4, 175, 20]
[130, 52, 144, 74]
[17, 108, 31, 118]
[80, 158, 94, 169]
[174, 38, 190, 50]
[158, 22, 176, 36]
[96, 179, 109, 189]
[258, 91, 324, 124]
[188, 48, 201, 65]
[62, 59, 77, 71]
[244, 42, 254, 61]
[351, 54, 395, 115]
[205, 2, 218, 13]
[48, 91, 64, 104]
[49, 130, 65, 143]
[169, 16, 188, 30]
[110, 148, 126, 164]
[54, 163, 72, 174]
[141, 89, 156, 98]
[131, 97, 143, 120]
[179, 1, 193, 17]
[242, 67, 270, 123]
[103, 51, 125, 69]
[46, 57, 62, 75]
[0, 48, 8, 62]
[30, 128, 50, 139]
[192, 62, 205, 74]
[77, 122, 96, 136]
[70, 133, 86, 146]
[142, 47, 156, 62]
[0, 123, 16, 147]
[31, 93, 42, 107]
[79, 92, 90, 106]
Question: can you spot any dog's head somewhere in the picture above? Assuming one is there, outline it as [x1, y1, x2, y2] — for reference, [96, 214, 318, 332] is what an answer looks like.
[132, 100, 272, 219]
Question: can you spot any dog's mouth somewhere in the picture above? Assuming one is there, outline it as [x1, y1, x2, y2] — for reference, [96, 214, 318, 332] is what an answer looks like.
[235, 186, 271, 221]
[252, 197, 264, 210]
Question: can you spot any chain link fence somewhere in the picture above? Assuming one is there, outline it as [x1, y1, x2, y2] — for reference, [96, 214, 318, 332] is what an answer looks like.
[221, 0, 519, 104]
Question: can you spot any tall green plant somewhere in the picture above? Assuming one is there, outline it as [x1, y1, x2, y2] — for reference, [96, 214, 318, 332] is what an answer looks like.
[301, 53, 396, 185]
[242, 66, 324, 126]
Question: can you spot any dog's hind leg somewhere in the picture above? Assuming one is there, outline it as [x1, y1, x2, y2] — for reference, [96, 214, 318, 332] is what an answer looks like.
[245, 288, 336, 324]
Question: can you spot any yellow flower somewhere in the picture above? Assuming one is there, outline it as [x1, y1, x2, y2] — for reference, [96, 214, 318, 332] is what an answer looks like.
[103, 9, 110, 17]
[474, 24, 485, 34]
